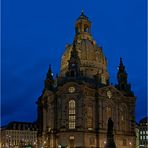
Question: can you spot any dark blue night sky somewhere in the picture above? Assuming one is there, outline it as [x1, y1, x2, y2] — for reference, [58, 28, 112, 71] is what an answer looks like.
[2, 0, 147, 126]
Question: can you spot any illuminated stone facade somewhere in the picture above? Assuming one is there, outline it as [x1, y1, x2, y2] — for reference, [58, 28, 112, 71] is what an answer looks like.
[37, 12, 136, 148]
[1, 121, 37, 148]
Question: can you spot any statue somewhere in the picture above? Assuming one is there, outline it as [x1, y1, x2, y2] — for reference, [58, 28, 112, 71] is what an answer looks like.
[107, 118, 114, 136]
[105, 118, 116, 148]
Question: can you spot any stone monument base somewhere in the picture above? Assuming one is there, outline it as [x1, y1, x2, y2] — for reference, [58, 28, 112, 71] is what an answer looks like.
[105, 137, 116, 148]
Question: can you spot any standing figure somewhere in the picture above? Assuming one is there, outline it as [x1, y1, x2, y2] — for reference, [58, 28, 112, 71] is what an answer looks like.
[105, 118, 116, 148]
[107, 118, 114, 136]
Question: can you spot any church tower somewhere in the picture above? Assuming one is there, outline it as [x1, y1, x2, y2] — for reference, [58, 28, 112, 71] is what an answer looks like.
[116, 58, 133, 95]
[37, 12, 136, 148]
[117, 58, 128, 89]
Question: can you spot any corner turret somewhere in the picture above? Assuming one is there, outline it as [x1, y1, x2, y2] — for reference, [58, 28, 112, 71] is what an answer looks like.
[66, 40, 80, 77]
[44, 65, 54, 90]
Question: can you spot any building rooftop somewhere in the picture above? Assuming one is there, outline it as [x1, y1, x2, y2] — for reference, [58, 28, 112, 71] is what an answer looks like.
[139, 117, 148, 123]
[1, 121, 37, 131]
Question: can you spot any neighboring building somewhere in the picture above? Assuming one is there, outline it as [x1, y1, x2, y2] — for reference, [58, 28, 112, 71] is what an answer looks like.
[139, 117, 148, 148]
[136, 122, 140, 148]
[1, 121, 37, 148]
[37, 12, 136, 148]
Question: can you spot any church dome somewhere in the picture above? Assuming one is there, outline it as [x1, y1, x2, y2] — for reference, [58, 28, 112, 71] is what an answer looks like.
[60, 12, 109, 84]
[78, 39, 96, 60]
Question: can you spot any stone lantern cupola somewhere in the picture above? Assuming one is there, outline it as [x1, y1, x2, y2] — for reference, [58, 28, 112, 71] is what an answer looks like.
[75, 11, 92, 41]
[75, 10, 91, 35]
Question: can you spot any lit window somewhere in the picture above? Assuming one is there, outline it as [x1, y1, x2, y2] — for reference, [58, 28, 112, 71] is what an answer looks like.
[140, 131, 142, 134]
[140, 136, 142, 139]
[87, 107, 93, 128]
[121, 115, 124, 121]
[69, 136, 75, 140]
[107, 107, 112, 118]
[69, 136, 75, 148]
[69, 100, 76, 129]
[89, 137, 95, 145]
[146, 131, 148, 134]
[143, 136, 145, 140]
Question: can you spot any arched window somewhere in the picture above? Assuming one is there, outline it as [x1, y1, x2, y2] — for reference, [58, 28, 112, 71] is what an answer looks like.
[120, 107, 126, 131]
[103, 106, 112, 128]
[101, 75, 106, 84]
[107, 107, 112, 118]
[69, 100, 76, 129]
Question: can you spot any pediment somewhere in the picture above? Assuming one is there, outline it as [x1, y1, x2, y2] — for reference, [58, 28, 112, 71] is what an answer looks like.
[98, 85, 123, 98]
[57, 82, 80, 94]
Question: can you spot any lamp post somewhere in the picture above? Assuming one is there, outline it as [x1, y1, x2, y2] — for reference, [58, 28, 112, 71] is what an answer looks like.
[33, 142, 35, 148]
[6, 135, 11, 148]
[33, 140, 37, 148]
[44, 140, 46, 147]
[47, 127, 52, 148]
